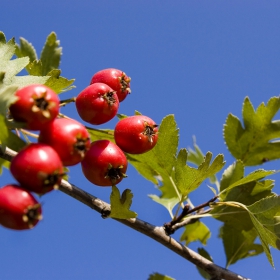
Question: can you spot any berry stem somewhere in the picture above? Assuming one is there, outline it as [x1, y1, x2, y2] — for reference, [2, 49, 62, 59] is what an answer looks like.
[59, 97, 76, 107]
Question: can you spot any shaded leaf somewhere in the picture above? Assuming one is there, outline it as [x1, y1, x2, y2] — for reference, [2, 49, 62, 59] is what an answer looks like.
[180, 220, 211, 246]
[109, 186, 137, 219]
[0, 85, 18, 115]
[220, 224, 263, 267]
[87, 127, 115, 143]
[0, 114, 8, 148]
[197, 248, 213, 279]
[247, 196, 280, 267]
[0, 157, 10, 175]
[5, 131, 26, 152]
[224, 96, 280, 166]
[148, 195, 179, 218]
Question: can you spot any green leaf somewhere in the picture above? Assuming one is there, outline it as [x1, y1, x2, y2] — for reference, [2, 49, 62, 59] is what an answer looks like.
[116, 113, 128, 120]
[187, 138, 204, 166]
[0, 85, 18, 115]
[26, 60, 43, 76]
[109, 186, 137, 219]
[9, 75, 49, 88]
[15, 37, 37, 62]
[213, 197, 280, 267]
[0, 33, 49, 88]
[220, 224, 263, 267]
[175, 151, 225, 196]
[180, 220, 211, 246]
[40, 32, 62, 75]
[148, 273, 175, 280]
[0, 114, 8, 147]
[87, 127, 115, 143]
[197, 248, 213, 279]
[148, 195, 179, 218]
[212, 176, 275, 232]
[44, 69, 75, 93]
[220, 160, 244, 195]
[0, 31, 6, 43]
[224, 96, 280, 166]
[220, 169, 276, 197]
[247, 196, 280, 266]
[5, 131, 26, 152]
[127, 115, 179, 198]
[0, 157, 10, 175]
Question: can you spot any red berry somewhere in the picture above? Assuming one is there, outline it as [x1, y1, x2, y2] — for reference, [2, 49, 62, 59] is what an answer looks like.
[10, 143, 64, 195]
[81, 140, 128, 186]
[90, 68, 131, 102]
[0, 184, 42, 230]
[9, 84, 60, 130]
[114, 115, 158, 154]
[76, 83, 119, 125]
[39, 118, 91, 166]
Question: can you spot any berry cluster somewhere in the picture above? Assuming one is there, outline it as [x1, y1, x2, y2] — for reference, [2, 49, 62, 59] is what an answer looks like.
[0, 68, 158, 230]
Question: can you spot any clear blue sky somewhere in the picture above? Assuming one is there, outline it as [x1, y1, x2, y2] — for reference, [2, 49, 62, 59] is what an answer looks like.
[1, 1, 280, 279]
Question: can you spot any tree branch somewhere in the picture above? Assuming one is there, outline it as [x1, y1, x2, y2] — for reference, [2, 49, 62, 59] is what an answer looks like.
[0, 145, 251, 280]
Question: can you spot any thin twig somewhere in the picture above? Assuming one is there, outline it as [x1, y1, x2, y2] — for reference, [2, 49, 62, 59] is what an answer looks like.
[164, 196, 218, 235]
[0, 145, 251, 280]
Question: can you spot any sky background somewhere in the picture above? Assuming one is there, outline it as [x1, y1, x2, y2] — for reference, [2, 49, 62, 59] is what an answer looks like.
[1, 1, 280, 279]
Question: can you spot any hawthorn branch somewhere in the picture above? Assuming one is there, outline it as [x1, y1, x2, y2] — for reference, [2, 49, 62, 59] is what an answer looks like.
[0, 146, 250, 280]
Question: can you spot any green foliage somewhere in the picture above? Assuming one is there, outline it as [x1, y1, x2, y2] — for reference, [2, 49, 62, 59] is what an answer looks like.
[0, 158, 10, 175]
[109, 186, 137, 219]
[148, 273, 175, 280]
[224, 96, 280, 166]
[197, 248, 213, 279]
[15, 32, 75, 93]
[127, 114, 179, 197]
[2, 30, 280, 273]
[175, 150, 225, 197]
[210, 160, 279, 266]
[187, 139, 218, 184]
[148, 195, 179, 218]
[0, 32, 48, 88]
[87, 127, 115, 143]
[220, 224, 263, 267]
[180, 220, 211, 246]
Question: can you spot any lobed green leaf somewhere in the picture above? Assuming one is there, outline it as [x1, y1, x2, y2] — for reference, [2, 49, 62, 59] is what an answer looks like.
[109, 186, 137, 219]
[224, 96, 280, 166]
[175, 151, 225, 197]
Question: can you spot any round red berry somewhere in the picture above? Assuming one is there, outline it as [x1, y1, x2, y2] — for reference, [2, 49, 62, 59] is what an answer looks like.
[39, 118, 91, 166]
[0, 184, 42, 230]
[10, 143, 64, 195]
[76, 83, 119, 125]
[90, 68, 131, 102]
[9, 84, 60, 130]
[81, 140, 128, 186]
[114, 115, 158, 154]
